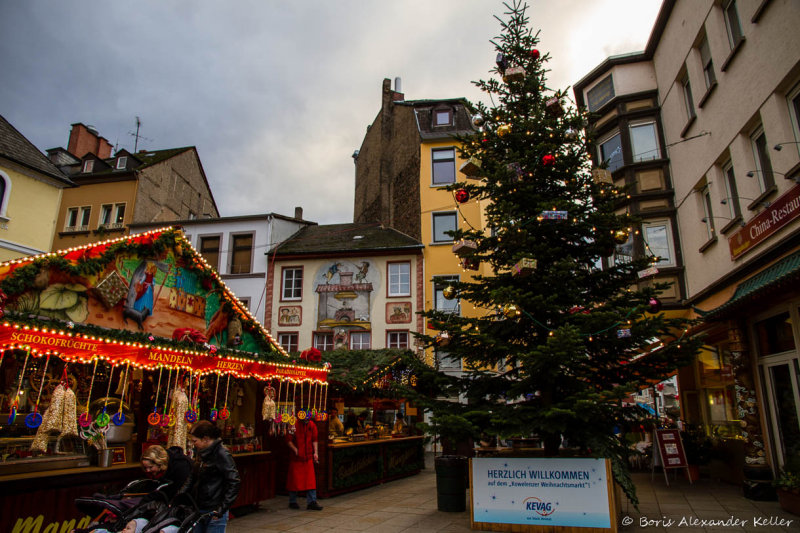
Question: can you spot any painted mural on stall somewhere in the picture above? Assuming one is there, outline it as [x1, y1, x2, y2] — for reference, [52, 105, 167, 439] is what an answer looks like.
[315, 260, 379, 348]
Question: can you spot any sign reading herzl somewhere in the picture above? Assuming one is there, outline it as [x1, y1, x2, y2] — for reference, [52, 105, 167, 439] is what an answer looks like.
[729, 184, 800, 260]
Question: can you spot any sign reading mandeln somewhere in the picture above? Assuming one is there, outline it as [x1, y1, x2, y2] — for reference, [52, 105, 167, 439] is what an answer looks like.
[471, 457, 614, 530]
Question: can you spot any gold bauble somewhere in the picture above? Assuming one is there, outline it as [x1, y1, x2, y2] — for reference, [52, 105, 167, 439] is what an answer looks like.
[442, 285, 457, 300]
[503, 304, 521, 319]
[497, 124, 512, 138]
[613, 229, 630, 245]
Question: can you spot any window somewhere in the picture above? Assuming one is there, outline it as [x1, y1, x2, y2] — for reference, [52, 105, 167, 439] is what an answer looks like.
[82, 160, 94, 173]
[614, 232, 633, 265]
[230, 233, 253, 274]
[278, 333, 298, 353]
[99, 204, 112, 226]
[642, 221, 675, 267]
[586, 74, 615, 112]
[116, 156, 127, 170]
[350, 332, 371, 350]
[387, 331, 409, 349]
[630, 121, 660, 162]
[434, 108, 453, 126]
[436, 350, 462, 370]
[433, 276, 460, 314]
[701, 185, 715, 241]
[722, 0, 743, 49]
[432, 148, 456, 185]
[681, 73, 696, 121]
[788, 83, 800, 149]
[750, 127, 775, 193]
[0, 171, 8, 218]
[598, 131, 623, 172]
[699, 36, 716, 90]
[99, 204, 125, 228]
[314, 333, 334, 351]
[113, 204, 125, 225]
[282, 267, 303, 300]
[721, 161, 741, 220]
[199, 236, 220, 269]
[432, 212, 457, 243]
[65, 208, 78, 230]
[388, 262, 411, 296]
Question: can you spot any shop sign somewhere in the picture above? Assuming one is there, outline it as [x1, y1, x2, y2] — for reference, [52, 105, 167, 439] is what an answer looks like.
[729, 184, 800, 260]
[653, 429, 688, 469]
[471, 457, 613, 529]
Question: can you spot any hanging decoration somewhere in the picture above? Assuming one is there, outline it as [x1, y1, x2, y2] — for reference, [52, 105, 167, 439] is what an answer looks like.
[507, 162, 524, 181]
[296, 380, 307, 421]
[321, 382, 329, 421]
[79, 358, 98, 428]
[617, 328, 632, 338]
[26, 354, 51, 428]
[503, 304, 521, 319]
[442, 286, 457, 300]
[530, 48, 540, 60]
[637, 266, 659, 279]
[460, 257, 480, 271]
[160, 368, 174, 427]
[647, 297, 662, 314]
[591, 168, 613, 185]
[497, 124, 512, 138]
[542, 154, 556, 166]
[112, 361, 130, 426]
[210, 373, 220, 422]
[167, 372, 190, 452]
[218, 374, 231, 420]
[8, 350, 31, 424]
[93, 270, 129, 309]
[511, 258, 537, 277]
[30, 366, 78, 452]
[435, 331, 451, 347]
[148, 366, 164, 426]
[564, 128, 579, 141]
[471, 114, 485, 127]
[459, 157, 483, 178]
[613, 229, 630, 245]
[455, 188, 470, 204]
[503, 65, 525, 83]
[545, 97, 564, 117]
[495, 53, 508, 72]
[185, 373, 199, 423]
[538, 210, 568, 221]
[452, 240, 478, 257]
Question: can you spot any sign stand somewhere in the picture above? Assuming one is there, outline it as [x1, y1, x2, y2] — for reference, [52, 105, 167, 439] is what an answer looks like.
[650, 429, 691, 487]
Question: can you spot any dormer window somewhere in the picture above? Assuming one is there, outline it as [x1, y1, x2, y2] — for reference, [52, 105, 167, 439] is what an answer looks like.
[82, 160, 94, 173]
[116, 156, 127, 170]
[434, 107, 453, 126]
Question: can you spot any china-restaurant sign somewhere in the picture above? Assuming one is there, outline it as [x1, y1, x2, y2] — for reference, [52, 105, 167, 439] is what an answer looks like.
[729, 184, 800, 260]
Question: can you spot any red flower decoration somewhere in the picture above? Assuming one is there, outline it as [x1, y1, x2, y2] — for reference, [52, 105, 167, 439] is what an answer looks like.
[530, 49, 540, 60]
[300, 347, 322, 362]
[455, 189, 470, 203]
[542, 154, 555, 166]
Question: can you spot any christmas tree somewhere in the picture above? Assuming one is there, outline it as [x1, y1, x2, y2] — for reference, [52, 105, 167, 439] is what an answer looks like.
[417, 1, 702, 503]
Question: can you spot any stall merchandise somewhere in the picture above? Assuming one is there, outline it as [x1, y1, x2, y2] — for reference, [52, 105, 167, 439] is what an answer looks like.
[0, 227, 327, 532]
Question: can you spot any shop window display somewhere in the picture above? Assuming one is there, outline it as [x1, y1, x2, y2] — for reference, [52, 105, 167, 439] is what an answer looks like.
[697, 344, 740, 438]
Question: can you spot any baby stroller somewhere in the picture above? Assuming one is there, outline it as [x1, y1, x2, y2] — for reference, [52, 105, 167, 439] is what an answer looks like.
[73, 478, 173, 532]
[138, 492, 213, 533]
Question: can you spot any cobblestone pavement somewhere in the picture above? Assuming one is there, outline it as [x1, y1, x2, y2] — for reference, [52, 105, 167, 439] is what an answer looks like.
[226, 460, 796, 532]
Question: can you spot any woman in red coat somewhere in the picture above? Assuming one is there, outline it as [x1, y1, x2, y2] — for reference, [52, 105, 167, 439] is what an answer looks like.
[286, 418, 323, 510]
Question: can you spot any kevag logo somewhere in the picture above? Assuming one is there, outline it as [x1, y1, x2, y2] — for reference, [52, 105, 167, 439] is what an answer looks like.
[523, 496, 556, 516]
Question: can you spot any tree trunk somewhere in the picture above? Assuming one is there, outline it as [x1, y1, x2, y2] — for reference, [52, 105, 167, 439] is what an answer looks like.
[543, 433, 561, 456]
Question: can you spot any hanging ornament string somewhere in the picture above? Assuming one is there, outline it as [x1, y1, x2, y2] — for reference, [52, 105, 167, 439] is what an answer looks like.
[113, 362, 130, 426]
[210, 373, 220, 421]
[310, 380, 317, 420]
[218, 374, 231, 420]
[185, 372, 199, 423]
[148, 367, 164, 426]
[160, 367, 173, 427]
[8, 349, 31, 424]
[322, 382, 329, 421]
[79, 358, 99, 428]
[96, 364, 116, 428]
[25, 354, 51, 428]
[167, 371, 183, 427]
[289, 379, 297, 425]
[275, 378, 283, 423]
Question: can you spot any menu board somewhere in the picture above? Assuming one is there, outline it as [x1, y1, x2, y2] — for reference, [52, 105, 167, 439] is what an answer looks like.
[654, 429, 688, 469]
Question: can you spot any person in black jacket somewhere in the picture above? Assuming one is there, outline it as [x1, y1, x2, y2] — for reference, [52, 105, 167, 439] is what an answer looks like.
[141, 445, 193, 499]
[188, 421, 240, 532]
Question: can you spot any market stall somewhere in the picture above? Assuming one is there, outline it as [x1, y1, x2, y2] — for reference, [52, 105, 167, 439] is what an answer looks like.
[0, 228, 327, 532]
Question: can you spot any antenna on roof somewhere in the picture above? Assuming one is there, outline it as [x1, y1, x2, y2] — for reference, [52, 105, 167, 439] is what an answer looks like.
[128, 116, 153, 152]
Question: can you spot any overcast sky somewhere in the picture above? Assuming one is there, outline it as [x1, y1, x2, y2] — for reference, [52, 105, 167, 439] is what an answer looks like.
[1, 1, 661, 225]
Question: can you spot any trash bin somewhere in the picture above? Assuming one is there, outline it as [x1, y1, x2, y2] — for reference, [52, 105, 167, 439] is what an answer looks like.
[435, 455, 467, 512]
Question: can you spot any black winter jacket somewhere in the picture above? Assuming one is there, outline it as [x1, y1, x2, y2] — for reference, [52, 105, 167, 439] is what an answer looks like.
[163, 446, 193, 499]
[190, 439, 241, 514]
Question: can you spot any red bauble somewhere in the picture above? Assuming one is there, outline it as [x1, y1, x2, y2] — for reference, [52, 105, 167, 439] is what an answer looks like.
[648, 297, 662, 313]
[530, 49, 540, 60]
[455, 189, 470, 203]
[542, 154, 555, 166]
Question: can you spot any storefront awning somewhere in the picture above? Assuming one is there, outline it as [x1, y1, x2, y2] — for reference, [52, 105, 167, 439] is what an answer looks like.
[702, 250, 800, 320]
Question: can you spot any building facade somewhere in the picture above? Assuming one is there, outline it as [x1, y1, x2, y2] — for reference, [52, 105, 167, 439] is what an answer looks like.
[576, 0, 800, 495]
[131, 209, 313, 323]
[268, 222, 423, 355]
[353, 79, 486, 371]
[0, 115, 75, 261]
[49, 123, 220, 251]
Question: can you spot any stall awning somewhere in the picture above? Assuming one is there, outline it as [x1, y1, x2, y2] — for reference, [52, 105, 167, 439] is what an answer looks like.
[702, 250, 800, 320]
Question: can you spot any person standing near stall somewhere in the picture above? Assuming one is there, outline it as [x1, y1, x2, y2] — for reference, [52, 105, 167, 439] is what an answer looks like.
[328, 407, 344, 437]
[286, 417, 323, 511]
[188, 421, 241, 532]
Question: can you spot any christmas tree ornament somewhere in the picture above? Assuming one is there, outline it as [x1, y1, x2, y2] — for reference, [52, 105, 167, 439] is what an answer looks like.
[112, 362, 130, 426]
[507, 162, 524, 181]
[496, 53, 508, 72]
[167, 381, 189, 452]
[511, 258, 537, 276]
[472, 114, 485, 127]
[459, 157, 483, 178]
[647, 297, 662, 314]
[503, 65, 525, 83]
[262, 384, 276, 421]
[546, 97, 564, 117]
[539, 210, 568, 221]
[455, 188, 470, 203]
[503, 304, 521, 319]
[617, 328, 632, 338]
[530, 48, 540, 60]
[452, 240, 477, 257]
[637, 266, 659, 279]
[542, 154, 555, 166]
[26, 354, 51, 429]
[613, 229, 630, 245]
[497, 124, 512, 138]
[435, 331, 451, 347]
[592, 168, 613, 184]
[94, 270, 129, 309]
[442, 285, 457, 300]
[565, 128, 579, 141]
[460, 257, 480, 271]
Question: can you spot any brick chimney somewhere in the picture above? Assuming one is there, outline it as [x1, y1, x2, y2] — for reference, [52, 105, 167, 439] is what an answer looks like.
[67, 123, 113, 159]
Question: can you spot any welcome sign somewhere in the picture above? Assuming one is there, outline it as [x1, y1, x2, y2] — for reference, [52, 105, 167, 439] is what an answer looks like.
[471, 457, 616, 531]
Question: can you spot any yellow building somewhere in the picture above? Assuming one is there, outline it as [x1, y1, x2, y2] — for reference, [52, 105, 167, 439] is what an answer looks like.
[0, 115, 75, 262]
[353, 79, 485, 370]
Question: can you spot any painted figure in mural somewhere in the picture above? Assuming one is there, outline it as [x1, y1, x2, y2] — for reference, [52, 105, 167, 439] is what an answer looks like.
[123, 262, 156, 329]
[355, 261, 369, 283]
[324, 262, 342, 284]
